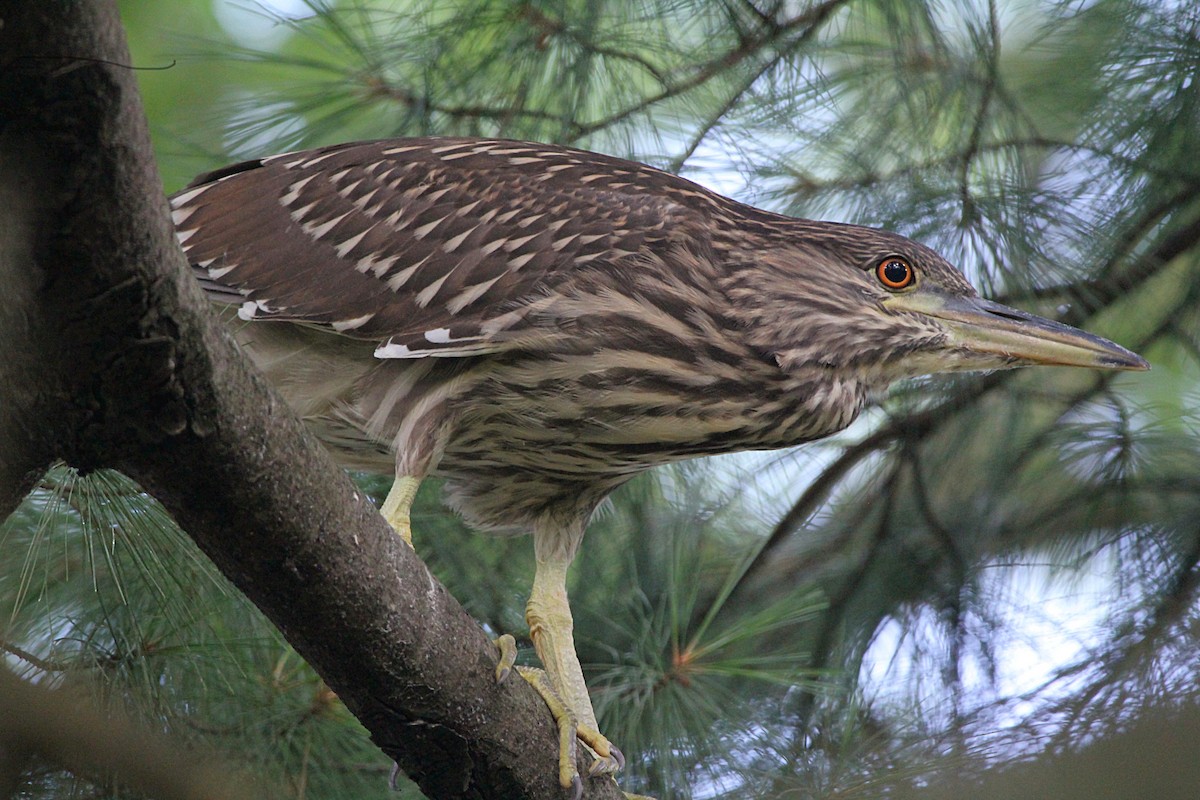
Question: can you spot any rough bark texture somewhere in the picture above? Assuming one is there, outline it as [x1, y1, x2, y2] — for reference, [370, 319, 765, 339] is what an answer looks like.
[0, 3, 620, 798]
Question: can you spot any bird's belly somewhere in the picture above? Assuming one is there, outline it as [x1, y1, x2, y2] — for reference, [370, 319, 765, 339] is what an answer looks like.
[230, 325, 867, 532]
[429, 370, 866, 531]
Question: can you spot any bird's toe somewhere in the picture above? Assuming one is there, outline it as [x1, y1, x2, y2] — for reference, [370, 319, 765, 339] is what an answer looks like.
[493, 633, 517, 684]
[516, 666, 583, 791]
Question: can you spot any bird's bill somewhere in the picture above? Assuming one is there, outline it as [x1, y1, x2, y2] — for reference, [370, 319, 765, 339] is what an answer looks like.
[883, 291, 1149, 371]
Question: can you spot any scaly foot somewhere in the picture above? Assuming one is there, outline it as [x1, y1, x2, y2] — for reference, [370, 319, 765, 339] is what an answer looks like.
[493, 636, 626, 797]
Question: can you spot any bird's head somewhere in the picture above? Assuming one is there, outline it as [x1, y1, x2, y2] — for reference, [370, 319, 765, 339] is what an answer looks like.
[738, 222, 1148, 387]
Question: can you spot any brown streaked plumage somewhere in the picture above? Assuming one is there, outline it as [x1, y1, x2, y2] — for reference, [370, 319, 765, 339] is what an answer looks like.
[171, 137, 1146, 796]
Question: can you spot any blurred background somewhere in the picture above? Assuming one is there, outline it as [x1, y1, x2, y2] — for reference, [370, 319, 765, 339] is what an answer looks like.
[4, 1, 1199, 797]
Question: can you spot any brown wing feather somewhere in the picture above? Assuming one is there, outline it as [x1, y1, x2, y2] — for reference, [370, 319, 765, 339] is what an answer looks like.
[170, 137, 723, 358]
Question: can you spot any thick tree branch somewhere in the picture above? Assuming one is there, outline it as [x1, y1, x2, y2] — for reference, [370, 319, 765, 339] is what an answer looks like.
[0, 3, 617, 798]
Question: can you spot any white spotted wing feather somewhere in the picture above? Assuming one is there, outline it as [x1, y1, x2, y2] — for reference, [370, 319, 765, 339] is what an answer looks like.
[171, 138, 706, 359]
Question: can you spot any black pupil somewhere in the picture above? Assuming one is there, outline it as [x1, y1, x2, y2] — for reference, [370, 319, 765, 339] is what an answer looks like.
[883, 260, 909, 285]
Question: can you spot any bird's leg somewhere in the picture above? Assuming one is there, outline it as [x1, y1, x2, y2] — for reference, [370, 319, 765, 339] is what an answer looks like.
[523, 551, 623, 785]
[380, 475, 421, 546]
[382, 465, 528, 687]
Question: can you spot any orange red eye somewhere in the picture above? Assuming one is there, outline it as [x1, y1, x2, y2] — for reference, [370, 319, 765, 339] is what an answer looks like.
[876, 257, 915, 290]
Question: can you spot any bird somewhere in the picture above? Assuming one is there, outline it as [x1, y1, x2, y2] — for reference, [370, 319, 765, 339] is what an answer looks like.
[170, 136, 1148, 797]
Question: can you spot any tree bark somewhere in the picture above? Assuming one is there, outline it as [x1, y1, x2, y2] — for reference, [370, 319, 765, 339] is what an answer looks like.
[0, 3, 620, 798]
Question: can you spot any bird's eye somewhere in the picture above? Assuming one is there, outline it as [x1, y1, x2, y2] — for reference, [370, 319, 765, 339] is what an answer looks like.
[876, 257, 915, 290]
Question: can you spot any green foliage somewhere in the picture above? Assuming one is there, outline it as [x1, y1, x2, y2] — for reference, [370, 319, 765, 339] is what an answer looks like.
[7, 0, 1200, 797]
[1, 468, 409, 799]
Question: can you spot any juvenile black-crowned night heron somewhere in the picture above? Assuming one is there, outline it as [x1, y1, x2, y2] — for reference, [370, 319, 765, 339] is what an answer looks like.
[171, 137, 1147, 796]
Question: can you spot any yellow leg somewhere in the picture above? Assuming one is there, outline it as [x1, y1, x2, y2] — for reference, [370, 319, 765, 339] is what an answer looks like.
[381, 475, 420, 546]
[525, 556, 622, 784]
[494, 555, 649, 796]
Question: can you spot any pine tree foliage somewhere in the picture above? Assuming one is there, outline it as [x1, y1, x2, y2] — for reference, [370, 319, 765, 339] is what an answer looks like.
[5, 1, 1200, 797]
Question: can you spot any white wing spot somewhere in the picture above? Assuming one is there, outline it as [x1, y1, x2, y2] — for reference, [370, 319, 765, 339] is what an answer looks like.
[207, 263, 236, 280]
[332, 313, 376, 331]
[375, 340, 416, 358]
[302, 211, 352, 240]
[481, 306, 535, 336]
[289, 201, 318, 223]
[442, 225, 479, 254]
[336, 178, 365, 198]
[551, 232, 581, 251]
[386, 253, 432, 291]
[507, 252, 537, 270]
[238, 299, 275, 320]
[176, 228, 198, 245]
[445, 275, 503, 314]
[502, 232, 539, 252]
[335, 226, 372, 257]
[425, 327, 485, 344]
[171, 207, 196, 226]
[171, 184, 211, 207]
[415, 272, 450, 308]
[352, 187, 381, 211]
[430, 141, 477, 155]
[384, 210, 411, 230]
[297, 150, 343, 168]
[382, 144, 425, 155]
[412, 215, 450, 240]
[356, 253, 399, 275]
[281, 174, 318, 206]
[370, 254, 400, 276]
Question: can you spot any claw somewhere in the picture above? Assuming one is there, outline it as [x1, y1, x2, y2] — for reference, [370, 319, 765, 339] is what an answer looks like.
[494, 634, 517, 684]
[576, 721, 620, 775]
[570, 774, 583, 800]
[587, 753, 622, 777]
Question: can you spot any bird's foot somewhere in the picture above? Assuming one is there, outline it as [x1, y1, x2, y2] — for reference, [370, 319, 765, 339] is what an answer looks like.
[514, 665, 624, 797]
[494, 632, 518, 683]
[493, 635, 624, 797]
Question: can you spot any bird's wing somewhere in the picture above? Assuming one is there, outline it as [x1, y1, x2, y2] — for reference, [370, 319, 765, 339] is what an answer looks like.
[171, 138, 721, 359]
